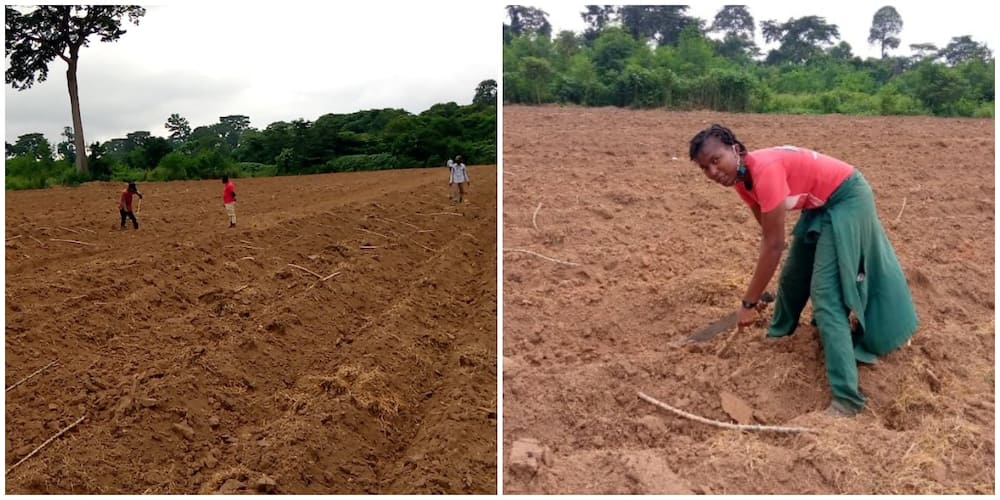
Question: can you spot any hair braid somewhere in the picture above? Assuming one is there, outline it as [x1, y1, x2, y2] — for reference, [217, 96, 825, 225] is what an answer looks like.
[688, 124, 747, 160]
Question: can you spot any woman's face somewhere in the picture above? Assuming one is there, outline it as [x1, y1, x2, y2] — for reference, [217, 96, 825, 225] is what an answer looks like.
[693, 137, 740, 187]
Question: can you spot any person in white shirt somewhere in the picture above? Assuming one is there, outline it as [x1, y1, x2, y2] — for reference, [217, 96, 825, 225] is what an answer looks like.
[448, 155, 470, 203]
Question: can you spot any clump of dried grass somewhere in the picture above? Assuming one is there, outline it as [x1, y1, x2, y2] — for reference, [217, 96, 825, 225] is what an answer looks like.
[198, 464, 255, 494]
[311, 365, 402, 419]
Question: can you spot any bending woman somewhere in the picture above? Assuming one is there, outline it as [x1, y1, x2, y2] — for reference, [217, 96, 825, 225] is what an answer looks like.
[688, 124, 918, 417]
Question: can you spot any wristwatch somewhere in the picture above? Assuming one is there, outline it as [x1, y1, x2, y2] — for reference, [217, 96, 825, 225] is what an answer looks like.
[741, 299, 758, 309]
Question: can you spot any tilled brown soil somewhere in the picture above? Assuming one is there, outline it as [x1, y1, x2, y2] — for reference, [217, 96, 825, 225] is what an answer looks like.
[502, 106, 994, 494]
[5, 166, 497, 493]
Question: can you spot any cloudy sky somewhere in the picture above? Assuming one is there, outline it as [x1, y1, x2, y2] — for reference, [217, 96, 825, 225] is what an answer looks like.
[515, 2, 997, 61]
[5, 2, 499, 147]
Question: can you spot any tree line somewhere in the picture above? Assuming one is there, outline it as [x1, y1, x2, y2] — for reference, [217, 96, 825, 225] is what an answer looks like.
[5, 84, 497, 190]
[503, 5, 994, 118]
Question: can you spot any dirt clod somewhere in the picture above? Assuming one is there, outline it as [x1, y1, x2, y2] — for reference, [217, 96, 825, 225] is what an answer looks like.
[508, 438, 548, 479]
[172, 422, 195, 441]
[256, 474, 278, 493]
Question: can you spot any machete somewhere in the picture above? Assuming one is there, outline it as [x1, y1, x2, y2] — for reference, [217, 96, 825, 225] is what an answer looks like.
[686, 291, 775, 342]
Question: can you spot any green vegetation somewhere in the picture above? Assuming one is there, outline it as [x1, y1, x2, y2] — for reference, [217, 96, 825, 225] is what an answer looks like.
[503, 5, 994, 117]
[5, 83, 496, 190]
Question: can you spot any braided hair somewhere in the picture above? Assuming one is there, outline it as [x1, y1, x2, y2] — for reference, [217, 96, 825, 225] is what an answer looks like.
[688, 124, 748, 161]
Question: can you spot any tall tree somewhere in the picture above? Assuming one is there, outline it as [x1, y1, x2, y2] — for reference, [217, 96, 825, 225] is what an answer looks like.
[126, 131, 151, 151]
[710, 5, 755, 39]
[218, 115, 251, 149]
[554, 30, 581, 60]
[11, 132, 53, 161]
[581, 5, 617, 43]
[619, 5, 702, 47]
[5, 5, 146, 174]
[219, 115, 251, 131]
[761, 16, 840, 65]
[165, 113, 192, 144]
[937, 36, 993, 66]
[506, 6, 551, 38]
[709, 5, 759, 60]
[520, 57, 553, 104]
[57, 125, 75, 163]
[472, 79, 497, 105]
[868, 6, 903, 58]
[908, 43, 938, 58]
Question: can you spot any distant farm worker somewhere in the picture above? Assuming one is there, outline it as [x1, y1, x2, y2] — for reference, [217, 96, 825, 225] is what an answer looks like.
[448, 155, 470, 203]
[688, 124, 918, 417]
[118, 181, 143, 230]
[222, 175, 237, 228]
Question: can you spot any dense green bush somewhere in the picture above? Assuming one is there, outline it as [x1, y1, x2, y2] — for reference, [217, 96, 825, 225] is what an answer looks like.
[235, 162, 277, 177]
[148, 151, 189, 181]
[5, 156, 78, 190]
[504, 25, 994, 118]
[319, 153, 398, 173]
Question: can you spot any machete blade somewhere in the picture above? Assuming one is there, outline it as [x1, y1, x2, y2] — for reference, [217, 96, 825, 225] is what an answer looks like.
[687, 312, 738, 342]
[684, 291, 776, 343]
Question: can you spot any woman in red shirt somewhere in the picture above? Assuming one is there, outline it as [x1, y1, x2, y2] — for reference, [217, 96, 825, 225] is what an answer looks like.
[689, 124, 918, 417]
[118, 182, 143, 230]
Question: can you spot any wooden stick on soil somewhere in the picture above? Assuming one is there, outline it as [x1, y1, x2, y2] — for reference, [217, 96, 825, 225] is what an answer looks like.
[5, 415, 86, 476]
[280, 235, 305, 247]
[58, 226, 80, 234]
[637, 392, 816, 434]
[532, 202, 542, 230]
[6, 235, 22, 241]
[77, 227, 96, 234]
[50, 239, 96, 246]
[29, 235, 45, 247]
[288, 264, 324, 279]
[358, 227, 391, 240]
[408, 239, 437, 252]
[503, 248, 581, 266]
[360, 245, 379, 250]
[6, 360, 59, 392]
[372, 215, 420, 230]
[415, 212, 462, 217]
[894, 197, 907, 223]
[321, 271, 341, 281]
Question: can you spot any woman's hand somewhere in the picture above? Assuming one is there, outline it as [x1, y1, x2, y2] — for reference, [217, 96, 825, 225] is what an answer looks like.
[737, 306, 757, 330]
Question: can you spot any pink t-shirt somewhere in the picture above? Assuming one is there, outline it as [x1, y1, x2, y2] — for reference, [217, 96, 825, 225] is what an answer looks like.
[734, 146, 854, 213]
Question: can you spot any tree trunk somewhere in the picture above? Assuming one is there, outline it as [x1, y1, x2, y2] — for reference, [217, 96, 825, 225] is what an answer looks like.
[66, 46, 89, 175]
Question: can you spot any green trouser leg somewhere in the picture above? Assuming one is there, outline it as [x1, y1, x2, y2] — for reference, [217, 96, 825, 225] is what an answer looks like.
[810, 219, 865, 412]
[767, 230, 815, 338]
